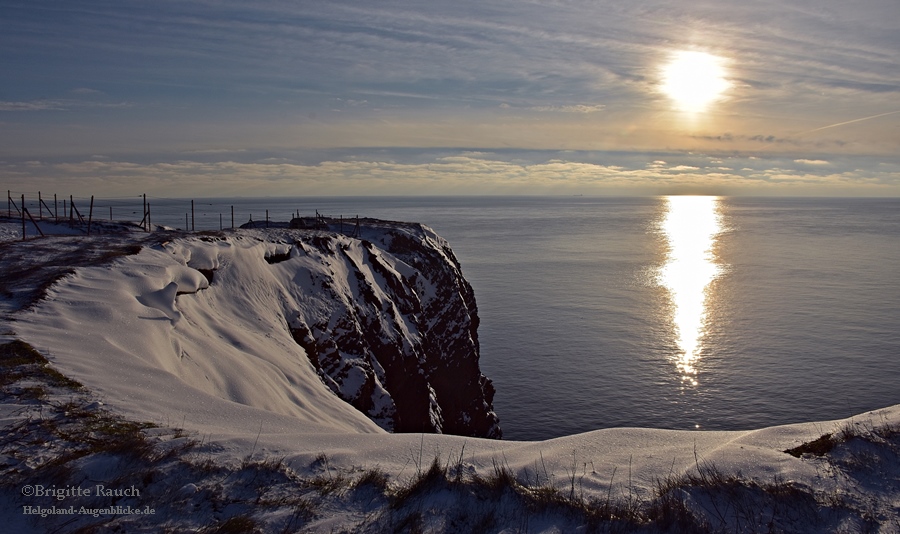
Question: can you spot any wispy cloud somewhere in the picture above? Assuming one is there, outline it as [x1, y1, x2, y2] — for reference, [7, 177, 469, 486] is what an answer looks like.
[0, 99, 132, 112]
[0, 100, 67, 111]
[529, 104, 606, 114]
[71, 88, 104, 95]
[3, 152, 897, 197]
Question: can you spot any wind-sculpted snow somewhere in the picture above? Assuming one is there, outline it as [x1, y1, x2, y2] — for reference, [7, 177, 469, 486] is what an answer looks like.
[12, 221, 501, 438]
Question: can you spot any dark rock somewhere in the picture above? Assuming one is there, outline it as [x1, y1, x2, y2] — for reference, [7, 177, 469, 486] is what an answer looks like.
[286, 221, 501, 439]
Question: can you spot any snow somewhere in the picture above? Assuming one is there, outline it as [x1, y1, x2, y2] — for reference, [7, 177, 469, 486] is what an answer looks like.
[0, 219, 84, 242]
[2, 223, 899, 532]
[12, 234, 380, 436]
[0, 217, 146, 243]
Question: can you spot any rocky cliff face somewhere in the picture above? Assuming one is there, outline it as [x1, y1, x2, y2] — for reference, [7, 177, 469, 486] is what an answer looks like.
[277, 219, 501, 438]
[284, 220, 501, 438]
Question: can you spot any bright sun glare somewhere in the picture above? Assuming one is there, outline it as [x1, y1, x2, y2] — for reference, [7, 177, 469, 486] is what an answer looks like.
[659, 196, 724, 386]
[661, 51, 730, 113]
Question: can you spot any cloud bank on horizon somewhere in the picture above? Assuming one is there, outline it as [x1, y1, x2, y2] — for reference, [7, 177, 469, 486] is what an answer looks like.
[2, 0, 899, 196]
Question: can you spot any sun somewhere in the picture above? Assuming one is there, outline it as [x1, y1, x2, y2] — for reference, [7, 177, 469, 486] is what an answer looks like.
[660, 51, 730, 113]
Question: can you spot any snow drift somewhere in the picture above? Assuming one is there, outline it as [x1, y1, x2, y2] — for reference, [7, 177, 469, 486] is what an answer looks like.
[12, 220, 501, 438]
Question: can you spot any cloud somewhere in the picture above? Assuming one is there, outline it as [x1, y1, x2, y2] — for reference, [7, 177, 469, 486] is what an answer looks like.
[794, 159, 830, 166]
[181, 148, 249, 155]
[529, 104, 606, 113]
[671, 165, 701, 171]
[0, 99, 132, 112]
[71, 88, 104, 95]
[0, 100, 66, 112]
[4, 152, 897, 197]
[692, 133, 799, 146]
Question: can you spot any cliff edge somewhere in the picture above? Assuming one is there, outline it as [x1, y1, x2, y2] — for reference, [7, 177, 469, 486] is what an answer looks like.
[281, 219, 502, 437]
[7, 218, 501, 439]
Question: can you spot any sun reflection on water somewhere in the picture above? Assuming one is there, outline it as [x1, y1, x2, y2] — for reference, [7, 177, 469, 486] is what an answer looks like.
[659, 196, 724, 386]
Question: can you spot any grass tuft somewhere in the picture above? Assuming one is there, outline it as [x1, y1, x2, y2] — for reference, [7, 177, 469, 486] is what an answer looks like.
[475, 458, 518, 494]
[356, 466, 390, 492]
[391, 456, 447, 507]
[308, 472, 351, 496]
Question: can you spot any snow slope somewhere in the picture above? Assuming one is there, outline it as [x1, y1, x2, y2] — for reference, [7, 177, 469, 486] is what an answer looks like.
[3, 221, 899, 532]
[11, 221, 500, 438]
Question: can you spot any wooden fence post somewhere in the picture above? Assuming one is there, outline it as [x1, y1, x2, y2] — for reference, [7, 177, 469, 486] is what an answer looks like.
[25, 208, 44, 238]
[8, 191, 22, 217]
[191, 200, 195, 231]
[54, 194, 58, 223]
[39, 194, 53, 220]
[87, 196, 94, 235]
[21, 195, 25, 241]
[70, 196, 85, 223]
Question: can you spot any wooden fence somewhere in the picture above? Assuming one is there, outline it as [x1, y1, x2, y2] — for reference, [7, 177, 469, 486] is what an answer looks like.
[4, 191, 361, 241]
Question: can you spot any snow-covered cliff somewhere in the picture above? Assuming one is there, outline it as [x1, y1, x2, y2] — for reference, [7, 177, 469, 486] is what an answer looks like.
[281, 220, 501, 437]
[11, 219, 501, 439]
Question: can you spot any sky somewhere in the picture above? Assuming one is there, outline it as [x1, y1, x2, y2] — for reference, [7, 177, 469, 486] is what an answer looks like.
[2, 0, 899, 197]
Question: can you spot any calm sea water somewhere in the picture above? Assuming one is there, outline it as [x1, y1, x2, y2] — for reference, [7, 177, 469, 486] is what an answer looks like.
[80, 196, 900, 441]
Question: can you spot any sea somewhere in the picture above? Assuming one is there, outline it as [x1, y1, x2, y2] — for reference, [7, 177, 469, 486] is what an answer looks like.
[45, 195, 900, 441]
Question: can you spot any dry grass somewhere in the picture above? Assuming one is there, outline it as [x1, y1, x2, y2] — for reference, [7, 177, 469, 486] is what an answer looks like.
[355, 466, 390, 492]
[0, 339, 84, 390]
[787, 417, 900, 459]
[376, 451, 648, 532]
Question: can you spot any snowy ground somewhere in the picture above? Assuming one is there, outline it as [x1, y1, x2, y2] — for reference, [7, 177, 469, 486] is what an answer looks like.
[1, 221, 898, 532]
[2, 217, 90, 239]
